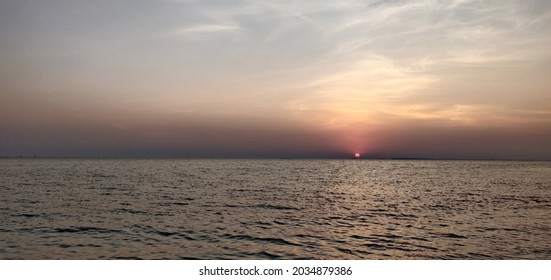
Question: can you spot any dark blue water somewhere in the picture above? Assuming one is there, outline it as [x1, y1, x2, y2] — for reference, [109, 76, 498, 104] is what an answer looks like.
[1, 159, 550, 259]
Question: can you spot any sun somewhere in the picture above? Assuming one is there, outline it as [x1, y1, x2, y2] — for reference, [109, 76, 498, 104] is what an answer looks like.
[354, 153, 360, 159]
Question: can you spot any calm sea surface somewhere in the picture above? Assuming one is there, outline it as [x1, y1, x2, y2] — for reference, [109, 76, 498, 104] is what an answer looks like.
[1, 159, 550, 259]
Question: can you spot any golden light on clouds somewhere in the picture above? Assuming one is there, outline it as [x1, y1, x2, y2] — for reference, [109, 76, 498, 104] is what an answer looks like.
[1, 0, 550, 158]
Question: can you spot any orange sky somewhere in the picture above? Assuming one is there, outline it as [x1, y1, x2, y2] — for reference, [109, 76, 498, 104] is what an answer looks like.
[1, 0, 551, 159]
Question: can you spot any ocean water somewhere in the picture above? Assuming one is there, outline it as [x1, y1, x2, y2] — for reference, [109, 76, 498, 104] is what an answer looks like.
[1, 159, 550, 259]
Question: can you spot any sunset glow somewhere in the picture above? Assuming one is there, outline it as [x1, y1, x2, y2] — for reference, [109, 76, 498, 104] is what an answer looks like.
[1, 0, 550, 159]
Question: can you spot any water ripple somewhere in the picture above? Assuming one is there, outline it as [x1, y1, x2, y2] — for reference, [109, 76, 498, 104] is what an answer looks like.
[1, 159, 550, 259]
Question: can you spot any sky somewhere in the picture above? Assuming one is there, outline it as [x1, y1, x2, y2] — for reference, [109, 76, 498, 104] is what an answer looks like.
[1, 0, 550, 159]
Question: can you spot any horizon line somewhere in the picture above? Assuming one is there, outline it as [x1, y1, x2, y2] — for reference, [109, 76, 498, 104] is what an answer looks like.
[1, 155, 550, 161]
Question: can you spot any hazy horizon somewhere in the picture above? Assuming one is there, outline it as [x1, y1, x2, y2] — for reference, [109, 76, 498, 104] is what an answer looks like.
[2, 155, 551, 161]
[2, 0, 551, 160]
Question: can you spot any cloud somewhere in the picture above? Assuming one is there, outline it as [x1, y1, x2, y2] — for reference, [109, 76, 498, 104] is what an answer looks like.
[1, 0, 550, 158]
[171, 23, 241, 40]
[179, 24, 239, 33]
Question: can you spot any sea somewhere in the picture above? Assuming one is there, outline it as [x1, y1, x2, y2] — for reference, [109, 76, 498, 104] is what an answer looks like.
[1, 159, 550, 259]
